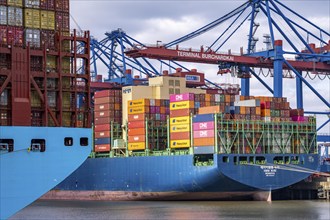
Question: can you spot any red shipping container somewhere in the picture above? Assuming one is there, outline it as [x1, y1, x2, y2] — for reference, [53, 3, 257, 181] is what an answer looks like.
[193, 137, 215, 147]
[40, 0, 55, 10]
[55, 12, 70, 31]
[0, 26, 7, 45]
[128, 113, 149, 122]
[128, 135, 146, 143]
[170, 131, 190, 140]
[94, 124, 111, 132]
[128, 120, 145, 129]
[7, 26, 23, 46]
[55, 0, 69, 12]
[94, 90, 115, 98]
[95, 130, 111, 138]
[94, 144, 111, 152]
[94, 103, 113, 111]
[94, 117, 112, 125]
[94, 96, 115, 104]
[94, 110, 113, 118]
[170, 108, 194, 117]
[128, 128, 145, 136]
[41, 30, 55, 50]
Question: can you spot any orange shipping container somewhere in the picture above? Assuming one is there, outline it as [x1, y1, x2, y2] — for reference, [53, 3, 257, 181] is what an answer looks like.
[193, 137, 215, 146]
[128, 142, 146, 151]
[114, 103, 121, 110]
[128, 120, 145, 129]
[261, 109, 271, 117]
[198, 105, 221, 114]
[128, 135, 146, 143]
[170, 108, 194, 117]
[170, 131, 190, 140]
[95, 130, 111, 138]
[128, 113, 148, 122]
[94, 144, 111, 152]
[128, 128, 146, 136]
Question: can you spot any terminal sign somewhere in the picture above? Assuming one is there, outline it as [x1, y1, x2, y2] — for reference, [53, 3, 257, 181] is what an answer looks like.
[177, 51, 235, 62]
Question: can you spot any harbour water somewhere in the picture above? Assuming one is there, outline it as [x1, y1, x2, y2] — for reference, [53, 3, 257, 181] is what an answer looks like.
[10, 200, 330, 219]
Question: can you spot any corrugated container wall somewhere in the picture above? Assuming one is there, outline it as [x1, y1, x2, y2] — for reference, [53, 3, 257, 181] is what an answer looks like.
[8, 6, 23, 26]
[0, 0, 91, 127]
[0, 6, 7, 25]
[25, 0, 40, 8]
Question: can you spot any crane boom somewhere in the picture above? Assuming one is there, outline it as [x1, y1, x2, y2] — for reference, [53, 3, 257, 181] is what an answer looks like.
[126, 45, 330, 74]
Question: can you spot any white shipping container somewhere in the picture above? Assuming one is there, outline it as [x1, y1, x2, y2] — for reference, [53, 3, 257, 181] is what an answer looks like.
[24, 0, 40, 8]
[7, 6, 22, 26]
[234, 99, 260, 107]
[25, 28, 40, 48]
[0, 6, 7, 25]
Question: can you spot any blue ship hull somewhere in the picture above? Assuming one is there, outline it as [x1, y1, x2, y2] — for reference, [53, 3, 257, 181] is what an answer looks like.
[48, 153, 319, 201]
[0, 126, 92, 219]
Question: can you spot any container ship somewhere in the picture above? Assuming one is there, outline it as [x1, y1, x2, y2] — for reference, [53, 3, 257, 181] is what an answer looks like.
[45, 71, 320, 201]
[0, 0, 92, 219]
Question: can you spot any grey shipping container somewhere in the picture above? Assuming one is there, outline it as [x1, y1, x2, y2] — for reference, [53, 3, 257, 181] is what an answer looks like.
[0, 6, 6, 25]
[25, 28, 40, 48]
[7, 6, 23, 26]
[0, 89, 8, 106]
[25, 0, 40, 8]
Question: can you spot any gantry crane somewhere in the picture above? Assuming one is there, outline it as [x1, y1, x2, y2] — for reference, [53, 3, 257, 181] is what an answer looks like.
[124, 0, 330, 140]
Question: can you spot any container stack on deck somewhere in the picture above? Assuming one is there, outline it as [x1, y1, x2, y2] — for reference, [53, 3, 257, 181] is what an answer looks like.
[94, 89, 122, 152]
[127, 98, 169, 151]
[0, 0, 91, 128]
[169, 93, 195, 149]
[193, 114, 216, 154]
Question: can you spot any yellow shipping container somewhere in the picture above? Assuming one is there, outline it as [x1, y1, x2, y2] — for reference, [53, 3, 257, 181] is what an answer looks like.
[128, 142, 146, 151]
[170, 124, 190, 133]
[170, 100, 194, 110]
[128, 99, 150, 107]
[8, 0, 23, 7]
[128, 106, 148, 115]
[170, 116, 190, 125]
[40, 10, 55, 30]
[24, 9, 40, 29]
[170, 139, 191, 148]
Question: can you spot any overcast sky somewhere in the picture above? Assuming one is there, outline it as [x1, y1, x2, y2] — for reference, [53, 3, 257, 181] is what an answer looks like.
[70, 0, 330, 134]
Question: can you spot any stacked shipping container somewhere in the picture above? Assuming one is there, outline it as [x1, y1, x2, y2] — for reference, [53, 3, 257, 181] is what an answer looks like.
[94, 90, 122, 152]
[0, 0, 91, 127]
[169, 93, 195, 149]
[192, 114, 215, 154]
[0, 0, 69, 48]
[127, 98, 169, 151]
